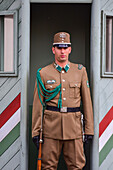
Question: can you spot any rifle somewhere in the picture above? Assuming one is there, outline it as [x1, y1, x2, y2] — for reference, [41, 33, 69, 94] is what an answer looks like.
[37, 128, 43, 170]
[37, 101, 45, 170]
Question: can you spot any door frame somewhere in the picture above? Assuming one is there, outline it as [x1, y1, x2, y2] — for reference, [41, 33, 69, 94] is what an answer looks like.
[21, 0, 100, 170]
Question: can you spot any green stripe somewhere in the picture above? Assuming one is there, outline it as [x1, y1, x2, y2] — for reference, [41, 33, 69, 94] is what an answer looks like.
[0, 123, 20, 156]
[99, 134, 113, 166]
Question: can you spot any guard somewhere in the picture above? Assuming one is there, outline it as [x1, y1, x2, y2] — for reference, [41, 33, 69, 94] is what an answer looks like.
[32, 32, 94, 170]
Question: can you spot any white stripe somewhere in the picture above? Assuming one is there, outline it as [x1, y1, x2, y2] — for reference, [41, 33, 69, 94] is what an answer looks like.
[99, 120, 113, 152]
[0, 108, 20, 142]
[53, 43, 71, 45]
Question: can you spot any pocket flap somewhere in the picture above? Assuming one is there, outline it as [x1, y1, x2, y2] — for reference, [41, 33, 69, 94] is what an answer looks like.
[45, 83, 59, 89]
[70, 82, 81, 88]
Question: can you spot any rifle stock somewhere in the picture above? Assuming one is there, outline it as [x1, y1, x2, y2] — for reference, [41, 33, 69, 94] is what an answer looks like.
[37, 129, 43, 170]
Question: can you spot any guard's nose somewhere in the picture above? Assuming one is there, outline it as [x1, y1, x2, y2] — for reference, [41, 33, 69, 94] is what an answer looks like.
[61, 48, 65, 53]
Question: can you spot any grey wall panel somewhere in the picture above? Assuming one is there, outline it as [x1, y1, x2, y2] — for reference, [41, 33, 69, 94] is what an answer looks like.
[101, 0, 113, 10]
[99, 149, 113, 170]
[2, 150, 20, 170]
[15, 165, 20, 170]
[8, 0, 21, 10]
[0, 0, 15, 10]
[0, 65, 21, 101]
[0, 137, 21, 169]
[98, 78, 112, 120]
[99, 79, 113, 111]
[108, 162, 113, 170]
[98, 78, 111, 95]
[0, 78, 8, 87]
[100, 0, 108, 8]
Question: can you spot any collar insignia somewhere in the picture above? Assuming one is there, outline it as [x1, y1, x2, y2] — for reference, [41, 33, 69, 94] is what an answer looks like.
[64, 64, 70, 72]
[54, 62, 70, 72]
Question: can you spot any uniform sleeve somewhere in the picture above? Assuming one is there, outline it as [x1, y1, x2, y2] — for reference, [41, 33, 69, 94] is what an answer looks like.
[81, 67, 94, 135]
[32, 73, 44, 138]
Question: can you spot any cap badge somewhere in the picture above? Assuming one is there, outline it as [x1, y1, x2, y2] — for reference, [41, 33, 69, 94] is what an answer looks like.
[60, 33, 66, 42]
[60, 33, 66, 38]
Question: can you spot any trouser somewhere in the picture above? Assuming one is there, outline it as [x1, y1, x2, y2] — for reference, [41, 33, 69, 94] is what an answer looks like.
[41, 138, 86, 170]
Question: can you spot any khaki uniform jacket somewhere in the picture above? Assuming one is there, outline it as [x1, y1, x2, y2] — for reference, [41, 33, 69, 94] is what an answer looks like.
[32, 62, 94, 140]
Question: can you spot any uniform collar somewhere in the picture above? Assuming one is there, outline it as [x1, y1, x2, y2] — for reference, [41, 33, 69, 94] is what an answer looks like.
[54, 62, 70, 72]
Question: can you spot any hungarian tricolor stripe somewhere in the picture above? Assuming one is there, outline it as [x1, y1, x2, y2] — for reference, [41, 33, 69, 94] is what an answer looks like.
[99, 106, 113, 166]
[0, 93, 21, 156]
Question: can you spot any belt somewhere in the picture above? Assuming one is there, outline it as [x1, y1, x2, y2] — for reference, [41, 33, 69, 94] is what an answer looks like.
[46, 105, 80, 113]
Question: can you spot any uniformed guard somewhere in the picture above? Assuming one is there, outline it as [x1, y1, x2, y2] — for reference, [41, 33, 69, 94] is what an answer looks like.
[32, 32, 94, 170]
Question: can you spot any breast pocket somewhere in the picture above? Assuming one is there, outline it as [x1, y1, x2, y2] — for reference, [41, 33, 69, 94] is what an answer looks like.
[45, 83, 60, 98]
[45, 83, 59, 90]
[69, 82, 81, 98]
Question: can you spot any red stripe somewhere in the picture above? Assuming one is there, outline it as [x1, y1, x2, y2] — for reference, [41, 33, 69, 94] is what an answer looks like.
[99, 106, 113, 137]
[0, 93, 21, 128]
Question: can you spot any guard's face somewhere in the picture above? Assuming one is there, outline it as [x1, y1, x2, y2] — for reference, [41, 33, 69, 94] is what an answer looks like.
[52, 46, 71, 64]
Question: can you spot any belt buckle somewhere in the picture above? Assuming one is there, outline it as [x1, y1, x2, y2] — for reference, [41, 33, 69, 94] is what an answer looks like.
[60, 107, 67, 113]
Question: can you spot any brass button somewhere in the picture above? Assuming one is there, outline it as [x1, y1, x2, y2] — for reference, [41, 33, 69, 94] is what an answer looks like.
[62, 79, 65, 82]
[62, 70, 65, 73]
[63, 98, 66, 101]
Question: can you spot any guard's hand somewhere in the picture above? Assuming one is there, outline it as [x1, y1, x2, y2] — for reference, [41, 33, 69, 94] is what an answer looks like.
[32, 135, 40, 150]
[84, 135, 93, 144]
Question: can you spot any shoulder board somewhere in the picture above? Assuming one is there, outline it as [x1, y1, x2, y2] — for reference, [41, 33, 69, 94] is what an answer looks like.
[78, 64, 83, 70]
